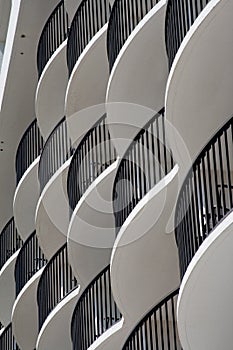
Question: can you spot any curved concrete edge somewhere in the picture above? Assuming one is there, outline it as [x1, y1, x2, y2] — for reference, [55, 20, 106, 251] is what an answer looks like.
[110, 165, 180, 321]
[87, 319, 127, 350]
[106, 1, 167, 157]
[65, 24, 109, 145]
[13, 156, 40, 241]
[165, 0, 233, 176]
[35, 40, 68, 140]
[68, 160, 120, 286]
[0, 250, 19, 325]
[12, 267, 45, 350]
[35, 159, 71, 259]
[177, 211, 233, 350]
[36, 286, 80, 350]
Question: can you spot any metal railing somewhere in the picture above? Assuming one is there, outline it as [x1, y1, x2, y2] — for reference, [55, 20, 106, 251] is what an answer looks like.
[71, 265, 121, 350]
[38, 117, 73, 193]
[165, 0, 210, 69]
[37, 0, 69, 77]
[67, 0, 110, 76]
[113, 109, 174, 235]
[37, 243, 78, 331]
[123, 289, 181, 350]
[107, 0, 160, 72]
[0, 218, 22, 271]
[15, 119, 43, 185]
[0, 323, 20, 350]
[175, 115, 233, 278]
[67, 114, 116, 213]
[15, 231, 47, 297]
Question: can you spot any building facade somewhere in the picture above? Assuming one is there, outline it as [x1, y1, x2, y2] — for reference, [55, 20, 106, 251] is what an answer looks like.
[0, 0, 232, 349]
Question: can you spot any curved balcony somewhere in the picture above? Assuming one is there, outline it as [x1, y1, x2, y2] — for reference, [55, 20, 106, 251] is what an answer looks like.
[15, 119, 43, 185]
[67, 0, 110, 76]
[71, 265, 121, 349]
[67, 114, 116, 213]
[123, 289, 180, 349]
[107, 0, 160, 72]
[14, 231, 47, 297]
[113, 109, 174, 234]
[37, 0, 69, 78]
[37, 243, 78, 331]
[0, 218, 22, 271]
[165, 0, 211, 69]
[38, 117, 73, 193]
[175, 114, 233, 278]
[0, 324, 19, 350]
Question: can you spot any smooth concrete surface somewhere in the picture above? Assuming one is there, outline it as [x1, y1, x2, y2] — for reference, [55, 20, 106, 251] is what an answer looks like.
[106, 1, 168, 157]
[178, 211, 233, 350]
[12, 268, 45, 350]
[68, 160, 119, 287]
[0, 250, 19, 325]
[35, 160, 71, 259]
[65, 25, 109, 145]
[111, 166, 180, 321]
[36, 287, 80, 350]
[165, 0, 233, 180]
[13, 156, 40, 241]
[36, 40, 68, 140]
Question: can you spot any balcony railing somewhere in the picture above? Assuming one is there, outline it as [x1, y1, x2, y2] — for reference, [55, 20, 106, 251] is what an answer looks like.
[0, 323, 19, 350]
[38, 117, 73, 193]
[107, 0, 160, 72]
[123, 289, 181, 349]
[67, 114, 116, 213]
[175, 115, 233, 278]
[15, 231, 47, 297]
[113, 109, 174, 235]
[165, 0, 210, 69]
[67, 0, 110, 76]
[71, 265, 121, 350]
[0, 218, 22, 271]
[15, 119, 44, 185]
[37, 243, 78, 331]
[37, 0, 69, 78]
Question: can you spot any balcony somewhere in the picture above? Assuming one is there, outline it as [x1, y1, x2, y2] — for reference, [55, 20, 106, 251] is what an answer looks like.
[37, 0, 69, 78]
[71, 265, 121, 349]
[0, 218, 22, 271]
[38, 117, 73, 193]
[67, 0, 110, 76]
[0, 324, 19, 350]
[15, 119, 43, 185]
[123, 289, 181, 349]
[175, 114, 233, 278]
[14, 231, 47, 297]
[68, 114, 116, 213]
[37, 243, 78, 332]
[165, 0, 211, 69]
[175, 113, 233, 349]
[113, 109, 173, 234]
[107, 0, 161, 71]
